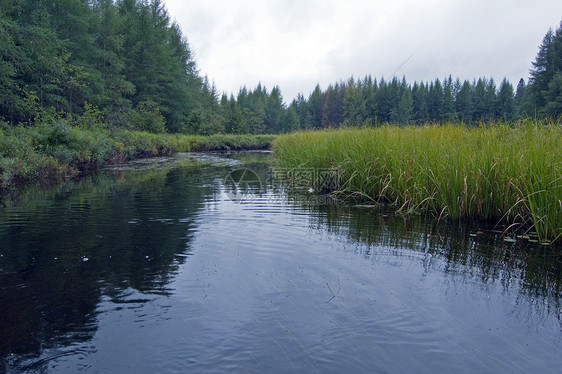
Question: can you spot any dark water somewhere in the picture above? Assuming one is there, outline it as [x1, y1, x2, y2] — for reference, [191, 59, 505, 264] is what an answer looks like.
[1, 152, 561, 373]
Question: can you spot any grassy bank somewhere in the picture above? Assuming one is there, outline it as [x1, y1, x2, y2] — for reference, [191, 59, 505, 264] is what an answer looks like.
[273, 120, 562, 244]
[170, 133, 275, 152]
[0, 121, 275, 194]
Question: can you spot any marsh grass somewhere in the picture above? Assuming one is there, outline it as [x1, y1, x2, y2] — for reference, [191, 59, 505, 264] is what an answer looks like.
[183, 134, 276, 152]
[273, 120, 562, 244]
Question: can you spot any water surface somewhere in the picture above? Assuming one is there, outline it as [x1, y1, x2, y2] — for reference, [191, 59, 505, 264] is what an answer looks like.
[1, 152, 561, 373]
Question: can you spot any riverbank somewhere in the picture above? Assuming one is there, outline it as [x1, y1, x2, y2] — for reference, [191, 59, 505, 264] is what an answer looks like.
[272, 120, 562, 244]
[0, 121, 275, 195]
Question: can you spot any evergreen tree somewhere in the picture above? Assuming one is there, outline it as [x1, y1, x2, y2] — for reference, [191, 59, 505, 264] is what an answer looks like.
[291, 93, 307, 128]
[363, 76, 377, 121]
[224, 94, 247, 134]
[525, 21, 562, 117]
[0, 7, 19, 123]
[543, 71, 562, 117]
[428, 79, 444, 121]
[375, 77, 401, 123]
[284, 104, 300, 132]
[265, 86, 285, 133]
[322, 83, 344, 126]
[390, 87, 413, 125]
[92, 0, 135, 127]
[514, 78, 526, 118]
[8, 1, 72, 118]
[485, 78, 497, 120]
[162, 22, 201, 132]
[306, 84, 323, 128]
[412, 82, 429, 124]
[343, 77, 367, 124]
[456, 80, 473, 123]
[496, 78, 515, 121]
[45, 0, 100, 115]
[442, 78, 456, 121]
[472, 78, 488, 121]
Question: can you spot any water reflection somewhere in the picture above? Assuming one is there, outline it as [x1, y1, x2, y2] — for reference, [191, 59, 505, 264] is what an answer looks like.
[0, 152, 561, 373]
[306, 203, 562, 314]
[0, 161, 218, 371]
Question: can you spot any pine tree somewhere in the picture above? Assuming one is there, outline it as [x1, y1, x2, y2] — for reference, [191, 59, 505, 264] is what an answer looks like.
[364, 76, 377, 121]
[496, 78, 515, 121]
[472, 78, 487, 121]
[307, 84, 324, 128]
[322, 83, 344, 126]
[514, 78, 526, 118]
[428, 79, 444, 121]
[92, 0, 135, 127]
[442, 78, 456, 121]
[265, 86, 285, 133]
[343, 78, 367, 124]
[0, 8, 18, 122]
[456, 80, 473, 123]
[526, 21, 562, 116]
[284, 104, 300, 132]
[390, 87, 413, 125]
[224, 95, 247, 134]
[543, 71, 562, 117]
[412, 82, 429, 124]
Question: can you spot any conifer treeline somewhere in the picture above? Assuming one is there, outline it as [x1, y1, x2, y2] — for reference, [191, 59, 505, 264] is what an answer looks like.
[289, 76, 521, 129]
[235, 17, 562, 133]
[1, 1, 561, 134]
[0, 0, 212, 132]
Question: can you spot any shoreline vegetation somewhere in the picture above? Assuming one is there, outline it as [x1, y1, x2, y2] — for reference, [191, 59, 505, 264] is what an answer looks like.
[273, 120, 562, 245]
[2, 118, 561, 246]
[0, 120, 275, 196]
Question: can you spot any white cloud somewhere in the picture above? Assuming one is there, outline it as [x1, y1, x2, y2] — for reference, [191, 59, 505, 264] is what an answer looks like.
[164, 0, 562, 102]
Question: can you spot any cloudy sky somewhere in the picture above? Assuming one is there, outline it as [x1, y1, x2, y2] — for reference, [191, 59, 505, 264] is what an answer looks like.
[163, 0, 562, 103]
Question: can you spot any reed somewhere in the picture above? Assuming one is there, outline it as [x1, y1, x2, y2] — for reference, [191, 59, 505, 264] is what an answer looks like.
[273, 120, 562, 244]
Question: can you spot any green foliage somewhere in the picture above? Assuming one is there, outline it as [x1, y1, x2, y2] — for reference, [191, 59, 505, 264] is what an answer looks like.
[114, 129, 173, 158]
[0, 119, 172, 192]
[273, 120, 562, 244]
[496, 79, 516, 121]
[390, 88, 413, 125]
[0, 110, 277, 194]
[0, 0, 209, 133]
[0, 2, 560, 134]
[290, 74, 522, 129]
[189, 134, 276, 152]
[543, 71, 562, 117]
[128, 100, 166, 133]
[343, 78, 368, 123]
[281, 20, 559, 128]
[76, 102, 106, 129]
[525, 21, 562, 118]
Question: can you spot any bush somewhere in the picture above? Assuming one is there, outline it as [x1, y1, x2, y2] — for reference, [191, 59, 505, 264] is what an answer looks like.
[128, 101, 167, 133]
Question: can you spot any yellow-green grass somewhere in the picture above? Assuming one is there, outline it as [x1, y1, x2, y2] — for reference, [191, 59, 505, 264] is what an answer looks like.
[167, 133, 276, 152]
[273, 120, 562, 244]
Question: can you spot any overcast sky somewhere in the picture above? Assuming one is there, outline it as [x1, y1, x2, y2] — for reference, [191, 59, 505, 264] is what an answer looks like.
[163, 0, 562, 103]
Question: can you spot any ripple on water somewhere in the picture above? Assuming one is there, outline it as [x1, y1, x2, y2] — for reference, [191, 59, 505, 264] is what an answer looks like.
[1, 152, 562, 373]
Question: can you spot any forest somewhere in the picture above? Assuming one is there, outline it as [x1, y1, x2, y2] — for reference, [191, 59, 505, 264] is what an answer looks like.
[1, 0, 562, 135]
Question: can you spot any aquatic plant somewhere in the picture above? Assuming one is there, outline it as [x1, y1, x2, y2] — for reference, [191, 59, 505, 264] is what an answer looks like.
[273, 120, 562, 244]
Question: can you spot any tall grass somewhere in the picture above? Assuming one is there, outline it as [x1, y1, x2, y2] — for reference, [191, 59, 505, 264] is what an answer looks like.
[273, 120, 562, 244]
[166, 133, 275, 152]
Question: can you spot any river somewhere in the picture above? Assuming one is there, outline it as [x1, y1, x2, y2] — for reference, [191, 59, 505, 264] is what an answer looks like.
[1, 152, 561, 373]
